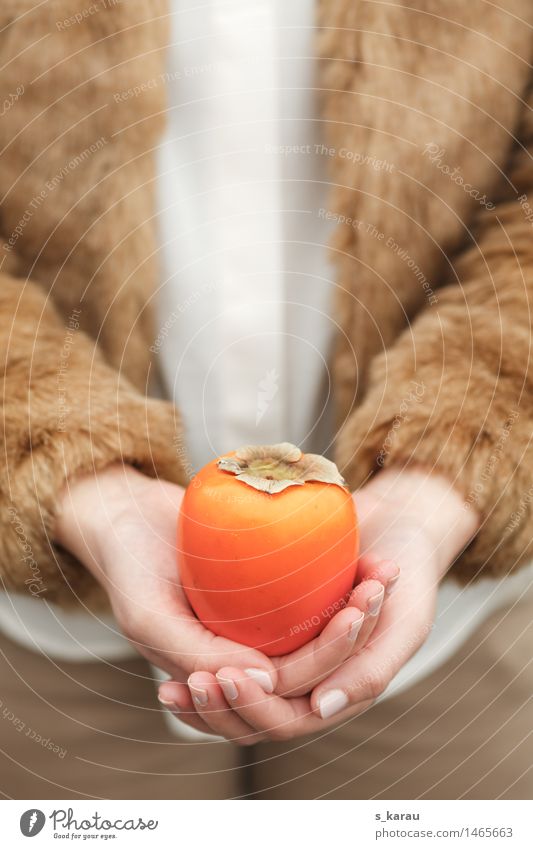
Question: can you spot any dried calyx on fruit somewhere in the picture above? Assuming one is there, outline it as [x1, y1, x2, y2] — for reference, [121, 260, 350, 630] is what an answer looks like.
[217, 442, 347, 494]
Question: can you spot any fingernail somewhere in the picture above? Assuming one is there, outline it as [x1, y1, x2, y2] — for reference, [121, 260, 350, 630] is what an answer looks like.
[158, 694, 180, 711]
[188, 681, 208, 706]
[386, 572, 400, 596]
[347, 615, 364, 643]
[367, 588, 384, 616]
[245, 668, 274, 693]
[318, 689, 349, 720]
[216, 673, 239, 701]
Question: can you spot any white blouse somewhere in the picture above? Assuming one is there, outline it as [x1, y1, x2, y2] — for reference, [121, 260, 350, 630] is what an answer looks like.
[155, 0, 336, 469]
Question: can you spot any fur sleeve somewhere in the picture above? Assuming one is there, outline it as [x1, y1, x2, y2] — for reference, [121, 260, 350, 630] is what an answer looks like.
[336, 90, 533, 582]
[0, 274, 188, 608]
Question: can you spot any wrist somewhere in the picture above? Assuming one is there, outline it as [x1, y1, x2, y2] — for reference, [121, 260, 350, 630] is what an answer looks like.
[53, 463, 144, 579]
[363, 466, 480, 578]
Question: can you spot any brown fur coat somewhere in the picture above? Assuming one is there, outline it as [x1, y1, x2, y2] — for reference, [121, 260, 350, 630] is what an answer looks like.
[1, 0, 532, 607]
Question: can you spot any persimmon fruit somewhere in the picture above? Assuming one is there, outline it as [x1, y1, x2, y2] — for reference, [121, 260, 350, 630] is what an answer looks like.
[178, 443, 358, 655]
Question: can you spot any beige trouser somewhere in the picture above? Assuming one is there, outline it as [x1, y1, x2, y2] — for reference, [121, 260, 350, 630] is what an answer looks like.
[0, 593, 531, 799]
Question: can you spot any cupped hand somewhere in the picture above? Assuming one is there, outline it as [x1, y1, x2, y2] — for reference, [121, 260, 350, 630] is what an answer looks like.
[160, 468, 478, 743]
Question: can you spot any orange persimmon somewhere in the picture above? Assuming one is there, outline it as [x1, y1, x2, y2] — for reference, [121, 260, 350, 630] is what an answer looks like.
[178, 443, 359, 655]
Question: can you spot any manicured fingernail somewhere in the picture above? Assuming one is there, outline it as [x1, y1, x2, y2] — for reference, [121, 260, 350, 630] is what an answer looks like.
[245, 668, 274, 693]
[158, 694, 180, 711]
[386, 572, 400, 595]
[348, 615, 364, 643]
[188, 680, 208, 706]
[367, 588, 384, 616]
[318, 689, 349, 720]
[216, 673, 239, 701]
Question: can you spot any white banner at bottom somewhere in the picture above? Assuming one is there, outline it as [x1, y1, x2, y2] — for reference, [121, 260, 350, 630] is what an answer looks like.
[0, 799, 530, 848]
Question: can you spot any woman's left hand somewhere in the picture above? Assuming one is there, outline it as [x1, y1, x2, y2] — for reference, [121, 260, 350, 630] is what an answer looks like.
[159, 469, 478, 743]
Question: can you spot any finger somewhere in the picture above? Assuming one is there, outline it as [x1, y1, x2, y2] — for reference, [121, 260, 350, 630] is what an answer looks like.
[157, 681, 218, 737]
[216, 666, 320, 739]
[158, 679, 261, 742]
[272, 606, 365, 697]
[186, 673, 266, 745]
[214, 666, 372, 740]
[355, 557, 400, 594]
[346, 579, 385, 652]
[310, 594, 433, 720]
[346, 560, 400, 652]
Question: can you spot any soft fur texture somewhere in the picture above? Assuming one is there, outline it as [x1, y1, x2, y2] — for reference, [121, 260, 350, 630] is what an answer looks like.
[1, 0, 533, 607]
